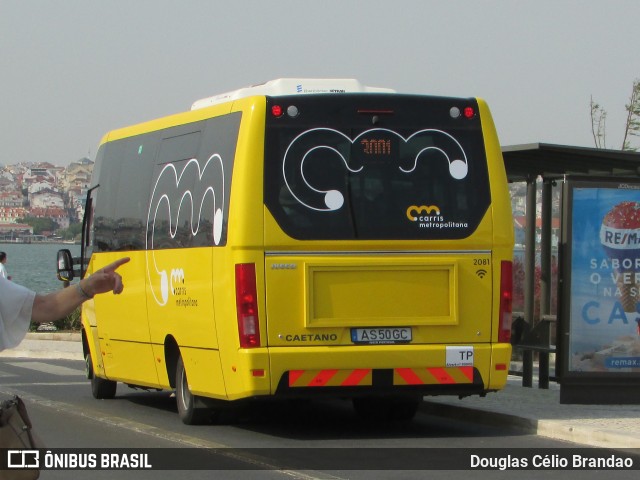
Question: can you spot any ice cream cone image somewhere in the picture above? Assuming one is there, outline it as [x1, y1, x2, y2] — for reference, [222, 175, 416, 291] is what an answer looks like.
[617, 278, 639, 312]
[600, 201, 640, 313]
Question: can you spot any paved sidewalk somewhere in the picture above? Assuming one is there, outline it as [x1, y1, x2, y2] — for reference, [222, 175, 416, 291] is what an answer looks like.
[422, 378, 640, 449]
[0, 332, 83, 360]
[2, 334, 639, 449]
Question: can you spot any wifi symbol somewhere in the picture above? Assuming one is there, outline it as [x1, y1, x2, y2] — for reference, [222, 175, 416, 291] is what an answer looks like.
[476, 269, 487, 279]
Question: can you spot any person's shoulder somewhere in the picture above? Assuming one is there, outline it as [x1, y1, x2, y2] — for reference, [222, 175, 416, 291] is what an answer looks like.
[0, 276, 34, 296]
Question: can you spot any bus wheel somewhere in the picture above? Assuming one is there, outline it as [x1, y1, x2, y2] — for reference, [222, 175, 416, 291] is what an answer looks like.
[176, 355, 210, 425]
[86, 352, 117, 399]
[353, 395, 421, 422]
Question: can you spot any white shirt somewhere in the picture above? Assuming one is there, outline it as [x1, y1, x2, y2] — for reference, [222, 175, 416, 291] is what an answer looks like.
[0, 263, 8, 279]
[0, 276, 36, 351]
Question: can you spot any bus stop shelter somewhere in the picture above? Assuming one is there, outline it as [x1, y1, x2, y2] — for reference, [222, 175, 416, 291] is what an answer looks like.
[502, 143, 640, 400]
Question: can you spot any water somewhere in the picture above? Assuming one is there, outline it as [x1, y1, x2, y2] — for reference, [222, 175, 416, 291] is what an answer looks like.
[0, 243, 81, 293]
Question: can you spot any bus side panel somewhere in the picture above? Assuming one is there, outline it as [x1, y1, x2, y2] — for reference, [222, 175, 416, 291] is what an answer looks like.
[145, 247, 218, 349]
[172, 347, 227, 399]
[81, 284, 104, 378]
[212, 246, 271, 400]
[146, 247, 221, 392]
[134, 106, 243, 396]
[479, 98, 513, 252]
[210, 97, 273, 400]
[478, 98, 514, 389]
[86, 251, 159, 386]
[137, 98, 267, 399]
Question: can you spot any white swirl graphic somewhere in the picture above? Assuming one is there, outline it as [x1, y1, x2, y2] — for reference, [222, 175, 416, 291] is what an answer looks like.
[282, 128, 468, 212]
[146, 154, 225, 306]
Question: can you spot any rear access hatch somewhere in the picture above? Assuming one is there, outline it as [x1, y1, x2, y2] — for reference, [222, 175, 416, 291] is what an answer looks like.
[265, 252, 492, 347]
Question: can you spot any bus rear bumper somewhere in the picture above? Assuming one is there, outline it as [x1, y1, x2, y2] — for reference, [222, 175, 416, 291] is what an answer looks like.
[264, 343, 511, 398]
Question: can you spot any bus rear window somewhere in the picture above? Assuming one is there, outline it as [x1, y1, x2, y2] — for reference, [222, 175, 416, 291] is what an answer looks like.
[264, 95, 491, 240]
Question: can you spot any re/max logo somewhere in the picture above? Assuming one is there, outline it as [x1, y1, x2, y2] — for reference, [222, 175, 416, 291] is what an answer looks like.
[600, 226, 640, 248]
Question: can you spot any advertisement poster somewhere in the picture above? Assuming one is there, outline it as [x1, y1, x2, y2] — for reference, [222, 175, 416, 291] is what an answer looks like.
[568, 184, 640, 373]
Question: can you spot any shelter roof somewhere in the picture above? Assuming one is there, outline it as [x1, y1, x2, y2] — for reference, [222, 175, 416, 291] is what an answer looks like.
[502, 143, 640, 182]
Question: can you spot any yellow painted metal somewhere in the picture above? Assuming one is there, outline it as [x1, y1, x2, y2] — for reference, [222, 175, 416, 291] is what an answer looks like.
[82, 91, 513, 405]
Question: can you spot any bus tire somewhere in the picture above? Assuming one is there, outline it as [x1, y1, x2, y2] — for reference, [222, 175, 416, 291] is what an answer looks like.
[86, 352, 117, 400]
[353, 395, 420, 422]
[176, 355, 210, 425]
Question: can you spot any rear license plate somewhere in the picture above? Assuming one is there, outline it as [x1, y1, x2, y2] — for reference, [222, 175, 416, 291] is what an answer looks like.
[351, 327, 412, 344]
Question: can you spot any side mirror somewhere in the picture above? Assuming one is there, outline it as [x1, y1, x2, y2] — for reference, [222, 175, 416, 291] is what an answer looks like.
[57, 249, 74, 282]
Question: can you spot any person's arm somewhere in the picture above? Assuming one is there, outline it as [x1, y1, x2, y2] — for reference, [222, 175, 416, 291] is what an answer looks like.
[31, 257, 130, 324]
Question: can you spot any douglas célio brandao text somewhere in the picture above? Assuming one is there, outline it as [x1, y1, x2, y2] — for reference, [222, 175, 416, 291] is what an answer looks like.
[470, 453, 635, 470]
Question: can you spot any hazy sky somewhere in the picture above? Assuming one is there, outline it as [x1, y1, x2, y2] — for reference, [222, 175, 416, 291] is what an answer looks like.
[1, 0, 639, 166]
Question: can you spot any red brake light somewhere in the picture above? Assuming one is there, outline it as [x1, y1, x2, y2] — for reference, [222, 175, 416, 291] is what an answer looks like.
[235, 263, 261, 348]
[271, 105, 283, 117]
[464, 107, 475, 119]
[499, 260, 513, 343]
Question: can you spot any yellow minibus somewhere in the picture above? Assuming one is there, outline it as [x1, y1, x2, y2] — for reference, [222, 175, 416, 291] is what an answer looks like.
[59, 78, 514, 424]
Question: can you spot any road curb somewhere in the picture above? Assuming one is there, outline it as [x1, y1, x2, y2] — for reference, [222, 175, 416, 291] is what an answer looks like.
[421, 399, 640, 449]
[25, 332, 81, 342]
[534, 418, 640, 449]
[421, 400, 538, 433]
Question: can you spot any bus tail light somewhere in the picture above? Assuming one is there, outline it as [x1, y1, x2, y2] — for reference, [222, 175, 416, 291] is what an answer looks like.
[271, 105, 283, 117]
[235, 263, 261, 348]
[498, 260, 513, 343]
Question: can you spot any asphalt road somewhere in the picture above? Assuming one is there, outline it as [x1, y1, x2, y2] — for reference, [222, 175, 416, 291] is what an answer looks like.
[0, 358, 635, 480]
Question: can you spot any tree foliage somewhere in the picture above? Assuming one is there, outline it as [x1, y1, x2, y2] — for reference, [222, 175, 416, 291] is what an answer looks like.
[57, 222, 82, 240]
[16, 216, 58, 235]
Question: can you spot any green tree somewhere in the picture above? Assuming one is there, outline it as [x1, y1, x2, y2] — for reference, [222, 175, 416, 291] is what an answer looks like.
[58, 222, 82, 240]
[17, 216, 58, 235]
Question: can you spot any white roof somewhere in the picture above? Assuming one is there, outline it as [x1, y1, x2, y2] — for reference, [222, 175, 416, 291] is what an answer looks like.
[191, 78, 396, 110]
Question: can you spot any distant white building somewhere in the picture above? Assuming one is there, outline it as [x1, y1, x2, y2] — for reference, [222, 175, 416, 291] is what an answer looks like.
[30, 190, 64, 209]
[22, 162, 56, 185]
[28, 181, 57, 195]
[60, 158, 93, 191]
[0, 170, 15, 183]
[0, 192, 23, 208]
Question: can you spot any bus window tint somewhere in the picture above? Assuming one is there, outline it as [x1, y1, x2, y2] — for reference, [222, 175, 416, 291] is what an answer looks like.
[264, 95, 490, 240]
